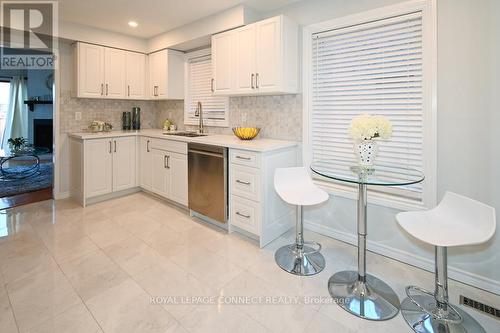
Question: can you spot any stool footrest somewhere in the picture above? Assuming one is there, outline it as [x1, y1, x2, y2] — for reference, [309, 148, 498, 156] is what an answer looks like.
[405, 286, 462, 324]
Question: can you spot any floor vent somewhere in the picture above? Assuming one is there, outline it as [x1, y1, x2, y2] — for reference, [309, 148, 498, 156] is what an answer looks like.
[460, 295, 500, 320]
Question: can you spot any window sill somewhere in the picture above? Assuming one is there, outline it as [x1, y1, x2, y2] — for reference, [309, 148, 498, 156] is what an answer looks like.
[313, 178, 428, 212]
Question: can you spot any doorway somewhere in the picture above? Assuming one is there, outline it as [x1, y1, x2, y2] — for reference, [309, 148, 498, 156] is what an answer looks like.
[0, 53, 54, 209]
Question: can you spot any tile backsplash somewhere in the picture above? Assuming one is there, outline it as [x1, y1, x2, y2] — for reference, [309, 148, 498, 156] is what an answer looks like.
[61, 90, 303, 142]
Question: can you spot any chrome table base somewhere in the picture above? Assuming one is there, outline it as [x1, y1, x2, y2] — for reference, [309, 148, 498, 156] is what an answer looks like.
[275, 244, 325, 276]
[328, 270, 400, 321]
[401, 295, 486, 333]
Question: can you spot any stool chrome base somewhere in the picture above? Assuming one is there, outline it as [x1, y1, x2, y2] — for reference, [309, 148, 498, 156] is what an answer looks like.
[274, 244, 325, 276]
[401, 295, 486, 333]
[328, 270, 400, 321]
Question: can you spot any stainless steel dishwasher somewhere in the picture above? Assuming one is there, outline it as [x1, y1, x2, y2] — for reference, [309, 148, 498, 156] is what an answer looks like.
[188, 143, 228, 223]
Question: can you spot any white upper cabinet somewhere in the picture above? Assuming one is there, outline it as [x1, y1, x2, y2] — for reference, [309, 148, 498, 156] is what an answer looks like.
[126, 52, 146, 99]
[211, 31, 233, 94]
[76, 43, 105, 98]
[104, 48, 127, 99]
[234, 24, 257, 94]
[211, 15, 298, 96]
[148, 49, 184, 100]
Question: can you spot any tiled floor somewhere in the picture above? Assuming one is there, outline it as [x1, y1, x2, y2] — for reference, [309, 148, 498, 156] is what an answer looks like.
[0, 193, 498, 333]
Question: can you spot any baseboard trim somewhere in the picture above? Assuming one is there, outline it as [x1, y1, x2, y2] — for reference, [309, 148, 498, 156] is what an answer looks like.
[54, 191, 70, 200]
[304, 219, 500, 296]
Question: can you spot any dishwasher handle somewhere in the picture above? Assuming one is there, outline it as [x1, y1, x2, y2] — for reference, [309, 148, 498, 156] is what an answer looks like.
[188, 148, 224, 158]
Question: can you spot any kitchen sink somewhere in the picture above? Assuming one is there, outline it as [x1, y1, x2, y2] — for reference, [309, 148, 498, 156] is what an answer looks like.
[163, 131, 207, 137]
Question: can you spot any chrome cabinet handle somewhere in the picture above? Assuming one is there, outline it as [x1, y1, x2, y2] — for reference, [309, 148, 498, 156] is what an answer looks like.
[164, 155, 167, 168]
[236, 179, 251, 185]
[166, 155, 170, 169]
[211, 78, 214, 92]
[255, 73, 259, 89]
[128, 85, 130, 96]
[236, 155, 251, 160]
[109, 141, 112, 153]
[236, 212, 250, 219]
[101, 83, 104, 96]
[146, 140, 150, 152]
[251, 74, 255, 89]
[105, 83, 108, 96]
[114, 141, 117, 153]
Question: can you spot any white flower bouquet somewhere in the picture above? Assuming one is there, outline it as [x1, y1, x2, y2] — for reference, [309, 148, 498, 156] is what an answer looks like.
[349, 114, 393, 141]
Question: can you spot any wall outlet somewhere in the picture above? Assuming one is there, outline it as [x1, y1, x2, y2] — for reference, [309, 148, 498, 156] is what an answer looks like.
[75, 112, 82, 121]
[241, 112, 247, 123]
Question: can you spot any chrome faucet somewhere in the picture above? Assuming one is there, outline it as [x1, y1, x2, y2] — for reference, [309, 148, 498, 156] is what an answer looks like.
[195, 101, 204, 134]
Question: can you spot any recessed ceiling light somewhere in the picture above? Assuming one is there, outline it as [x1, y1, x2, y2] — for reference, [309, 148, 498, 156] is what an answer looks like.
[128, 21, 138, 28]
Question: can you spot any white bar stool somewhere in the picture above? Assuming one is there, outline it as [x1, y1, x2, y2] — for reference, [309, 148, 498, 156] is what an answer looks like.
[274, 167, 329, 276]
[397, 191, 496, 333]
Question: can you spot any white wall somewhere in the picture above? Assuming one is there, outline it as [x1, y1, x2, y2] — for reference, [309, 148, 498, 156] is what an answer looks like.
[147, 5, 259, 52]
[59, 21, 147, 53]
[264, 0, 500, 293]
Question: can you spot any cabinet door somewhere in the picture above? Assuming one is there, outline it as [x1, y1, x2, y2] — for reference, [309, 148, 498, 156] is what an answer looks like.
[148, 52, 159, 99]
[212, 31, 233, 94]
[151, 149, 170, 198]
[169, 152, 188, 206]
[234, 24, 256, 94]
[77, 43, 104, 98]
[139, 137, 152, 190]
[112, 136, 136, 192]
[85, 139, 112, 198]
[104, 48, 127, 99]
[155, 50, 169, 99]
[126, 52, 146, 99]
[255, 17, 282, 93]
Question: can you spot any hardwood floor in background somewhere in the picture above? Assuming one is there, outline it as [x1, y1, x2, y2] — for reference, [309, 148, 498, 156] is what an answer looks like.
[0, 188, 53, 210]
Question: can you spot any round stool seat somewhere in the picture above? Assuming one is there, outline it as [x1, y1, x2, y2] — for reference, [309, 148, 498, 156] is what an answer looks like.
[397, 191, 496, 247]
[274, 167, 328, 206]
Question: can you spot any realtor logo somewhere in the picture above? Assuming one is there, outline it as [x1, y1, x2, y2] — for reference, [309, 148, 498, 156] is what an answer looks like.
[0, 0, 58, 69]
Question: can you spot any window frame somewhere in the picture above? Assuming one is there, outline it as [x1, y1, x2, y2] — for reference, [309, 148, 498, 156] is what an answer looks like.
[184, 48, 229, 127]
[302, 0, 437, 211]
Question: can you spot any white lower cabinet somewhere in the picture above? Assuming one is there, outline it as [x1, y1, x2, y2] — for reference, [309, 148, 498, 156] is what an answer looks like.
[151, 149, 170, 198]
[169, 152, 188, 206]
[112, 137, 137, 192]
[139, 137, 153, 191]
[83, 136, 136, 201]
[228, 147, 298, 247]
[140, 138, 188, 206]
[85, 139, 113, 198]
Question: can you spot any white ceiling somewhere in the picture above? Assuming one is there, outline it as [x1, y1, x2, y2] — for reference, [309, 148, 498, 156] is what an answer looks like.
[59, 0, 300, 38]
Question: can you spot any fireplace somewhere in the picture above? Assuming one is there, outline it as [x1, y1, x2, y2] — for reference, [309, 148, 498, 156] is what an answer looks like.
[33, 119, 53, 152]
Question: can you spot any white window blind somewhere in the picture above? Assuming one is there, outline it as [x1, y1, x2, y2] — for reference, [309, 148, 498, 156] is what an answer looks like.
[311, 11, 425, 202]
[185, 54, 229, 127]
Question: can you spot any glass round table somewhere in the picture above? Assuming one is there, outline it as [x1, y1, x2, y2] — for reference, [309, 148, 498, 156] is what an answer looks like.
[0, 147, 50, 180]
[311, 161, 424, 321]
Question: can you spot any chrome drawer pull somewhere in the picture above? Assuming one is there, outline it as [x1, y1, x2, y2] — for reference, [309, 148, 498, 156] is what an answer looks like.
[236, 212, 250, 219]
[236, 155, 251, 160]
[236, 179, 250, 185]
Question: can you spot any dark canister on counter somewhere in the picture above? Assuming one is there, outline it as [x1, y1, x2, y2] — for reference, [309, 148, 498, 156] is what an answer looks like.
[122, 112, 132, 130]
[132, 107, 141, 130]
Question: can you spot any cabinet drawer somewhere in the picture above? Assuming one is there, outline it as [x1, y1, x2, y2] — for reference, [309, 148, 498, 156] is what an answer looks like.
[230, 165, 261, 202]
[231, 195, 260, 235]
[150, 138, 187, 155]
[230, 149, 261, 168]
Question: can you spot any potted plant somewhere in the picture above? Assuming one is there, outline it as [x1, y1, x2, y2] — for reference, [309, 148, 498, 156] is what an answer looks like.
[349, 114, 392, 166]
[7, 137, 27, 153]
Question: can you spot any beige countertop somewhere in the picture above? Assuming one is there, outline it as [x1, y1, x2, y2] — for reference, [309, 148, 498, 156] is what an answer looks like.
[68, 129, 299, 152]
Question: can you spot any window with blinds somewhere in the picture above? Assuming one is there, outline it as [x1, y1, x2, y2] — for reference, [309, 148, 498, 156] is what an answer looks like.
[311, 11, 426, 203]
[185, 54, 229, 127]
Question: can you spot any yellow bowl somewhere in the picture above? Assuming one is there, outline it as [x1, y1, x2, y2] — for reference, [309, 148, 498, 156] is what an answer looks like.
[232, 127, 261, 140]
